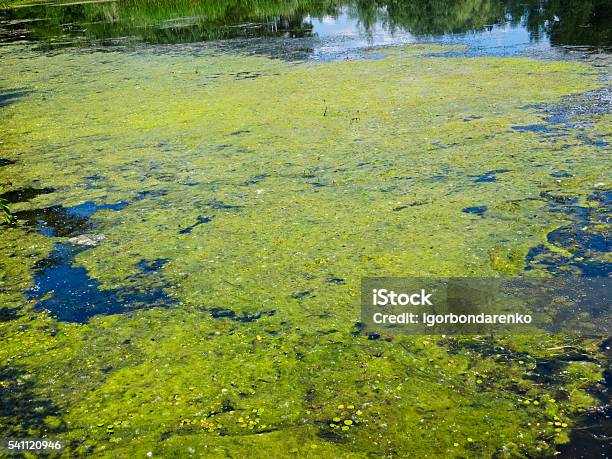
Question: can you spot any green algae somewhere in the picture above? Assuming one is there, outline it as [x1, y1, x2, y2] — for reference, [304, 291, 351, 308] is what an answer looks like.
[0, 43, 610, 457]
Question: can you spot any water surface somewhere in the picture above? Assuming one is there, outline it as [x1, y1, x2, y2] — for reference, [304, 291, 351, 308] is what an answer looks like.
[1, 0, 610, 57]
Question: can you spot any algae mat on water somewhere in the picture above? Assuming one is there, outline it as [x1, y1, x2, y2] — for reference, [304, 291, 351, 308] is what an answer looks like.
[0, 44, 610, 457]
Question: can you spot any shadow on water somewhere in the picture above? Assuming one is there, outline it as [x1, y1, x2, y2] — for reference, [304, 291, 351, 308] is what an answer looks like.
[0, 365, 65, 437]
[13, 205, 90, 237]
[0, 186, 54, 204]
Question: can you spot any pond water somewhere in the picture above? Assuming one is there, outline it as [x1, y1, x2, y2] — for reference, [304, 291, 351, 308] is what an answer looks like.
[0, 0, 610, 457]
[0, 0, 610, 57]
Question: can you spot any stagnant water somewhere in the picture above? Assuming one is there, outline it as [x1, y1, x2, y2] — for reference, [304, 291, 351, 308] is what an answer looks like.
[0, 0, 610, 457]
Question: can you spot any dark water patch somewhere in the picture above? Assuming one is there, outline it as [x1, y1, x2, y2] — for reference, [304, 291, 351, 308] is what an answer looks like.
[430, 141, 458, 150]
[557, 336, 611, 458]
[135, 189, 168, 200]
[0, 187, 54, 204]
[229, 130, 251, 136]
[462, 206, 487, 217]
[519, 86, 612, 152]
[29, 243, 171, 323]
[474, 169, 511, 183]
[233, 71, 261, 80]
[84, 175, 104, 189]
[578, 262, 612, 277]
[363, 54, 386, 61]
[558, 405, 612, 458]
[208, 200, 243, 210]
[209, 307, 276, 323]
[0, 365, 64, 438]
[430, 167, 455, 182]
[463, 115, 483, 122]
[317, 426, 345, 443]
[11, 200, 127, 237]
[542, 86, 612, 124]
[351, 321, 367, 337]
[526, 244, 612, 277]
[30, 244, 124, 321]
[576, 133, 609, 148]
[327, 276, 345, 285]
[588, 190, 612, 208]
[550, 171, 573, 178]
[14, 197, 167, 322]
[550, 204, 591, 222]
[67, 201, 128, 218]
[526, 188, 611, 276]
[547, 226, 608, 253]
[443, 339, 611, 457]
[0, 158, 15, 167]
[290, 290, 311, 300]
[0, 89, 28, 108]
[444, 336, 530, 362]
[0, 306, 18, 322]
[540, 191, 579, 204]
[137, 258, 170, 273]
[242, 174, 268, 186]
[536, 346, 612, 458]
[529, 354, 597, 386]
[178, 216, 212, 234]
[393, 200, 427, 211]
[512, 124, 564, 134]
[209, 307, 236, 319]
[13, 205, 91, 237]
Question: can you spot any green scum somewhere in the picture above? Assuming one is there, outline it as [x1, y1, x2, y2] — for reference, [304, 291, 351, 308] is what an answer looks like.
[0, 43, 609, 457]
